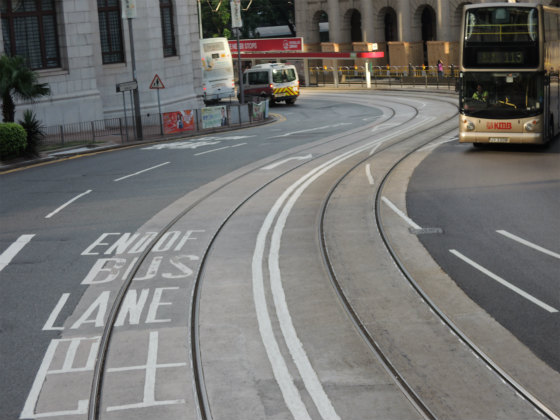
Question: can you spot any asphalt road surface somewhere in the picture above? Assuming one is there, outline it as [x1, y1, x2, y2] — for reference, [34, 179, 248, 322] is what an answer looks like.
[1, 89, 558, 420]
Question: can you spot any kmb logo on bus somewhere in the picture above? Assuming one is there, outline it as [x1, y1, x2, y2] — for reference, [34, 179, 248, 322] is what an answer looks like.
[487, 122, 512, 130]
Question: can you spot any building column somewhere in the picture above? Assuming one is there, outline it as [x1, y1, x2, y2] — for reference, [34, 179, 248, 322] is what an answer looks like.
[437, 0, 450, 41]
[397, 0, 411, 42]
[361, 0, 374, 43]
[327, 0, 341, 43]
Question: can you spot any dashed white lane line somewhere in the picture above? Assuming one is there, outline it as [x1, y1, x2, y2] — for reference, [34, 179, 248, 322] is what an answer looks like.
[45, 190, 92, 219]
[365, 164, 375, 185]
[114, 162, 170, 182]
[0, 234, 35, 272]
[497, 230, 560, 260]
[381, 196, 422, 230]
[450, 249, 558, 313]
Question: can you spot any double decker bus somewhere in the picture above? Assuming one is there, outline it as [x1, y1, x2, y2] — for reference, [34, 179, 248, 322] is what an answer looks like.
[459, 3, 560, 145]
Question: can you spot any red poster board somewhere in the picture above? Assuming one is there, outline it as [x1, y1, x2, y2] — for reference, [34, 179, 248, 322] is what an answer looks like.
[163, 110, 194, 134]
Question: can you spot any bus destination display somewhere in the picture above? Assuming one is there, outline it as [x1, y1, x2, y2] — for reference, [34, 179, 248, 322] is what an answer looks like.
[477, 51, 524, 65]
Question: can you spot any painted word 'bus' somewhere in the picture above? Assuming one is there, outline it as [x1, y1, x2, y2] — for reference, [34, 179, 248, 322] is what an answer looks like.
[459, 3, 560, 145]
[200, 38, 235, 105]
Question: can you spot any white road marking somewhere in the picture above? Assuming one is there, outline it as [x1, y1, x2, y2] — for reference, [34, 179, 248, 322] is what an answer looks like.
[45, 190, 92, 219]
[497, 230, 560, 260]
[365, 164, 375, 185]
[273, 122, 352, 138]
[381, 196, 422, 230]
[194, 142, 246, 156]
[0, 234, 35, 272]
[252, 113, 436, 418]
[114, 162, 170, 182]
[368, 142, 382, 157]
[418, 136, 458, 152]
[449, 249, 558, 313]
[262, 154, 313, 170]
[371, 123, 400, 132]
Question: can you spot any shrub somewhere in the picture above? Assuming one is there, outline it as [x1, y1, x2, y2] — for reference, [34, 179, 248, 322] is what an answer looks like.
[0, 122, 27, 159]
[18, 110, 45, 157]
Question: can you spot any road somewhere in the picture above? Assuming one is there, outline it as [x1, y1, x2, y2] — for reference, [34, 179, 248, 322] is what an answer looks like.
[0, 89, 558, 420]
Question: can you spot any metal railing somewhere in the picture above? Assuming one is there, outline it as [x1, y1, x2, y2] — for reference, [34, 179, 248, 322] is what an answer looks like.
[39, 100, 269, 152]
[308, 65, 459, 91]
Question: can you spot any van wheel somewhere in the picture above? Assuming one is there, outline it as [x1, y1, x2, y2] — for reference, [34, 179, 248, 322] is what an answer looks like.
[285, 98, 296, 105]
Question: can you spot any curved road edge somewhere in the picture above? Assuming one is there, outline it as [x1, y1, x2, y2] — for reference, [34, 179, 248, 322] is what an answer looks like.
[379, 140, 560, 417]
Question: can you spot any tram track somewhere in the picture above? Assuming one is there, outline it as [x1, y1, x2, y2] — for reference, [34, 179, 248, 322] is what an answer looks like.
[85, 91, 500, 420]
[317, 95, 559, 419]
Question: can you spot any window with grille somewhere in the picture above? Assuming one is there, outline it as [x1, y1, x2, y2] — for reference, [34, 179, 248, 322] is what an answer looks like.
[160, 0, 176, 57]
[98, 0, 124, 64]
[1, 0, 61, 70]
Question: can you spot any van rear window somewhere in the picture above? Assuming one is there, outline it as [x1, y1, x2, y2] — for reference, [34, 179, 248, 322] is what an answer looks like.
[272, 69, 297, 83]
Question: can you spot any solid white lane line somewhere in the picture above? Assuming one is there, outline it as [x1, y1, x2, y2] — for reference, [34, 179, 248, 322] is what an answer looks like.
[497, 230, 560, 260]
[45, 190, 92, 219]
[0, 234, 35, 272]
[114, 162, 170, 182]
[449, 249, 558, 313]
[365, 164, 375, 185]
[253, 198, 313, 420]
[252, 113, 436, 418]
[194, 143, 247, 156]
[381, 196, 422, 230]
[269, 163, 342, 420]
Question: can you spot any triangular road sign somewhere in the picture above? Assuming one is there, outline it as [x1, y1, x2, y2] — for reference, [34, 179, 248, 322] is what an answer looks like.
[150, 74, 165, 89]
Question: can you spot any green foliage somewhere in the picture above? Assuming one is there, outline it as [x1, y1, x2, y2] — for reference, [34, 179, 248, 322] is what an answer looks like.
[18, 110, 45, 157]
[200, 0, 295, 39]
[0, 55, 50, 122]
[0, 122, 27, 159]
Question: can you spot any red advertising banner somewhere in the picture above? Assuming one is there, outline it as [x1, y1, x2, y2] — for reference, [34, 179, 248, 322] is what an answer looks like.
[229, 37, 303, 53]
[163, 110, 194, 134]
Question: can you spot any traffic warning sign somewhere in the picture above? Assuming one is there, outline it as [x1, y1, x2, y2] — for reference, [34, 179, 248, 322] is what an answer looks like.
[150, 74, 165, 89]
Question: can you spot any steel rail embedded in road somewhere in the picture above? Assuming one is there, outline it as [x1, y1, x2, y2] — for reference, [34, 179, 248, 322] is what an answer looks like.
[87, 92, 456, 420]
[373, 122, 560, 420]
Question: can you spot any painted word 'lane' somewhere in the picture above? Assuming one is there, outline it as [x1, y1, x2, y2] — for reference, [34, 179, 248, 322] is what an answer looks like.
[21, 229, 205, 419]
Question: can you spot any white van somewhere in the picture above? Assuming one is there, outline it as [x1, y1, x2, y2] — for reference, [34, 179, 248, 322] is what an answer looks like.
[241, 63, 299, 104]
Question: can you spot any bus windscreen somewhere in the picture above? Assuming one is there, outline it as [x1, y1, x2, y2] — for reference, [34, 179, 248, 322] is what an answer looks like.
[460, 72, 545, 119]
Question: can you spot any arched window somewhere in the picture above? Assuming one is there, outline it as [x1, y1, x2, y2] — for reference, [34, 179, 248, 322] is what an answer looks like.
[98, 0, 124, 64]
[1, 0, 60, 70]
[160, 0, 176, 57]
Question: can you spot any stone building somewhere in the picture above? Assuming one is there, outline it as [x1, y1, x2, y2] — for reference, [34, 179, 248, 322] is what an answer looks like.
[1, 0, 202, 126]
[296, 0, 559, 69]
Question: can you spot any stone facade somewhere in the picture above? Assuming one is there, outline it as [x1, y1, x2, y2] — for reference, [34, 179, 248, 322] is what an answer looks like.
[296, 0, 557, 68]
[1, 0, 202, 126]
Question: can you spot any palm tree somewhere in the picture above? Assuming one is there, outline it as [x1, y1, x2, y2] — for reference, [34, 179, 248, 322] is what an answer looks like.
[0, 55, 50, 122]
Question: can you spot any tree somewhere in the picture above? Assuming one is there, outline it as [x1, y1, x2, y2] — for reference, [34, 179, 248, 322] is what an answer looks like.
[200, 0, 295, 39]
[0, 55, 50, 123]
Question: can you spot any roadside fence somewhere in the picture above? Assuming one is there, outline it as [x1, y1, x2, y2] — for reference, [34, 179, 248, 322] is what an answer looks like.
[308, 65, 459, 91]
[39, 99, 270, 152]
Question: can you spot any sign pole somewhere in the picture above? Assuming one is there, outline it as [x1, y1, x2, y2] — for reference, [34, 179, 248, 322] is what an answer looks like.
[237, 30, 244, 104]
[231, 0, 244, 104]
[127, 18, 143, 140]
[157, 89, 162, 135]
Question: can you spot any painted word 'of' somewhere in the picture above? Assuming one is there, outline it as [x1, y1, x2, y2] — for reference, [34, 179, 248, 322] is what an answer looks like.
[82, 230, 205, 256]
